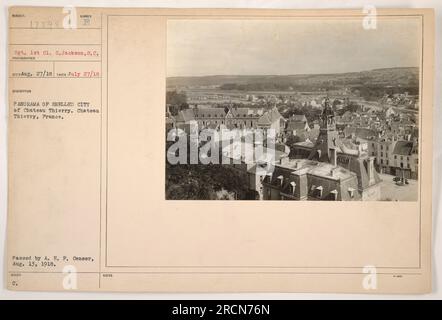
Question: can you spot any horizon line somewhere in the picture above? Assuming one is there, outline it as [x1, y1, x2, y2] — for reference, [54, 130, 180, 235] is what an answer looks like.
[166, 66, 419, 79]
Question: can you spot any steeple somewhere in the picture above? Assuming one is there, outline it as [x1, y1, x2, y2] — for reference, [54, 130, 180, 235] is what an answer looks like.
[320, 97, 336, 131]
[308, 97, 339, 163]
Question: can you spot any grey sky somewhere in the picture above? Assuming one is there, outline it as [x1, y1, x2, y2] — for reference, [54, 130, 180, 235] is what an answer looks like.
[167, 18, 421, 77]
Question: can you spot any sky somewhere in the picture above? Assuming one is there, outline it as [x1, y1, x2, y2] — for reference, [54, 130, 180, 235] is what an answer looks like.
[167, 18, 421, 77]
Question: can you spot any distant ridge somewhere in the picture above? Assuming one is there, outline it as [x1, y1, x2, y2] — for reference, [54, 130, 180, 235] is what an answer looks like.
[167, 67, 419, 89]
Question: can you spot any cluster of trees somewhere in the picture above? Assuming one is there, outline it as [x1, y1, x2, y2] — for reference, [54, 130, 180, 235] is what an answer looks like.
[166, 90, 188, 116]
[280, 104, 322, 123]
[166, 162, 259, 200]
[350, 85, 419, 101]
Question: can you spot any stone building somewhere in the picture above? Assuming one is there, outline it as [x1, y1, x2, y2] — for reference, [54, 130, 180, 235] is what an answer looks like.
[175, 105, 284, 134]
[289, 97, 382, 200]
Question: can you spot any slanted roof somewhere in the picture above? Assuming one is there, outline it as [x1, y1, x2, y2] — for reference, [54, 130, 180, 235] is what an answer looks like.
[286, 120, 307, 131]
[392, 141, 414, 156]
[257, 113, 272, 125]
[344, 127, 377, 140]
[207, 122, 219, 130]
[194, 107, 226, 118]
[335, 154, 381, 190]
[175, 109, 195, 122]
[229, 107, 264, 118]
[294, 141, 315, 148]
[268, 107, 282, 122]
[257, 107, 282, 125]
[222, 141, 288, 164]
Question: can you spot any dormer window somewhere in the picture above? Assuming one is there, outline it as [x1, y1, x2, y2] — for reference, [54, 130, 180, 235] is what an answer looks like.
[277, 175, 284, 187]
[330, 189, 338, 200]
[290, 181, 296, 195]
[316, 186, 323, 198]
[348, 187, 355, 198]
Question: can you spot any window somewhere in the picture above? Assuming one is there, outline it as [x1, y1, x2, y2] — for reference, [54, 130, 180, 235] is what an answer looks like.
[316, 186, 323, 198]
[277, 175, 284, 187]
[348, 187, 355, 198]
[407, 164, 410, 169]
[290, 181, 296, 195]
[394, 155, 397, 159]
[386, 160, 389, 165]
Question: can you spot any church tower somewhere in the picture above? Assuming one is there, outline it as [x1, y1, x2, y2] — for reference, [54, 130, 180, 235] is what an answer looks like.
[308, 97, 340, 163]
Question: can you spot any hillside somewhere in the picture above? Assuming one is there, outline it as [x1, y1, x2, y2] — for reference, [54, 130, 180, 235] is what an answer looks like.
[167, 67, 419, 91]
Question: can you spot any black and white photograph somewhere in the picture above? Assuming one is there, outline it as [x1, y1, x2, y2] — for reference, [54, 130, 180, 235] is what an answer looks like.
[2, 3, 439, 299]
[165, 18, 421, 201]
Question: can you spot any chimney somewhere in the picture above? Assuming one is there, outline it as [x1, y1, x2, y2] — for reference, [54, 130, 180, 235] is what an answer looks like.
[329, 147, 337, 166]
[367, 156, 375, 185]
[277, 175, 284, 187]
[292, 171, 308, 200]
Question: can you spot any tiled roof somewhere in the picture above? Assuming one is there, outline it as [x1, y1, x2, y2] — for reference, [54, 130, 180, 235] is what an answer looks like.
[257, 113, 271, 125]
[222, 141, 288, 163]
[344, 127, 377, 140]
[335, 155, 381, 190]
[392, 141, 414, 156]
[229, 107, 264, 117]
[175, 109, 195, 122]
[286, 120, 307, 131]
[268, 107, 282, 122]
[194, 107, 226, 118]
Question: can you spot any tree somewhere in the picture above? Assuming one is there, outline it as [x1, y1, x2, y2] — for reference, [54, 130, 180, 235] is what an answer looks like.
[166, 90, 188, 116]
[166, 90, 187, 105]
[287, 133, 302, 143]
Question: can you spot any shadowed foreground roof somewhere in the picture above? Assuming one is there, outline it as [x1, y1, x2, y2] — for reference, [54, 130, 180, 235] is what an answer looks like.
[393, 141, 415, 156]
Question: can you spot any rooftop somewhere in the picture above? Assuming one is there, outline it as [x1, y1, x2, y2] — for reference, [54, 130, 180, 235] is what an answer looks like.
[221, 141, 288, 163]
[393, 141, 415, 156]
[279, 159, 356, 181]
